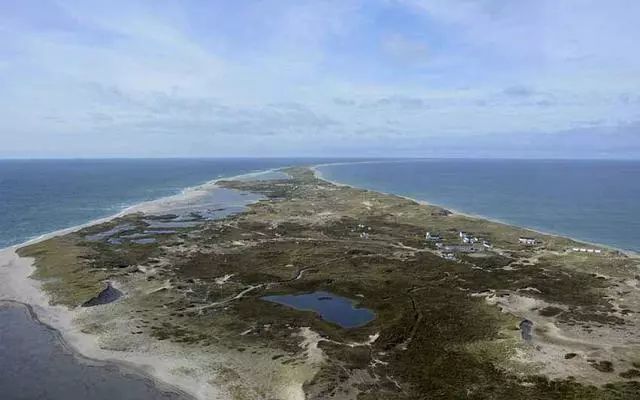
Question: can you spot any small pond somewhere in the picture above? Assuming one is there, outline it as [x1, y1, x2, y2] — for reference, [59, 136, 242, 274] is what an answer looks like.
[131, 238, 157, 245]
[262, 291, 375, 328]
[143, 220, 203, 229]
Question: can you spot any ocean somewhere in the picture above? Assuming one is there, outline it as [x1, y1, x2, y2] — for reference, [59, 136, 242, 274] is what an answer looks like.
[0, 158, 338, 249]
[1, 158, 352, 400]
[316, 159, 640, 253]
[5, 159, 635, 253]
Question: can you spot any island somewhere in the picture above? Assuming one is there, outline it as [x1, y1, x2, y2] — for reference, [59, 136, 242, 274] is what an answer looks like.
[12, 167, 640, 399]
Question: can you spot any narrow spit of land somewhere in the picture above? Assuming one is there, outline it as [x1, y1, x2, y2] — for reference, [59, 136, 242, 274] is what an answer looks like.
[13, 167, 640, 399]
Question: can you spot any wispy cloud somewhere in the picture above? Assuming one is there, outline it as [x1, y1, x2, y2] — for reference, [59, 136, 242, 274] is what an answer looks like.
[0, 0, 638, 157]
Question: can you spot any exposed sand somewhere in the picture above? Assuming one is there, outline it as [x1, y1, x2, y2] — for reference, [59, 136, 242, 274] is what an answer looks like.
[0, 232, 325, 400]
[0, 169, 315, 400]
[0, 246, 219, 399]
[483, 290, 640, 383]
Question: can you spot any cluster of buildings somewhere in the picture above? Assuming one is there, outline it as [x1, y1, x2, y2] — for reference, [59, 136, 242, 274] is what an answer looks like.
[460, 231, 493, 249]
[356, 223, 371, 239]
[571, 247, 602, 254]
[425, 228, 547, 261]
[426, 230, 493, 260]
[459, 231, 480, 244]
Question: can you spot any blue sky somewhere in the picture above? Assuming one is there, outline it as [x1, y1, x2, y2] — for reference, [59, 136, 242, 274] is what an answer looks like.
[1, 0, 639, 158]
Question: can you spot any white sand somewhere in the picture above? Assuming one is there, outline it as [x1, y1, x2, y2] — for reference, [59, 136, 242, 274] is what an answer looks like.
[0, 168, 312, 400]
[0, 246, 222, 399]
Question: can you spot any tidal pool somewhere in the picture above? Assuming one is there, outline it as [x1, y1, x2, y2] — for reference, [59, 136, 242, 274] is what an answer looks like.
[85, 224, 135, 241]
[131, 238, 157, 244]
[262, 291, 375, 328]
[235, 170, 291, 181]
[143, 219, 203, 229]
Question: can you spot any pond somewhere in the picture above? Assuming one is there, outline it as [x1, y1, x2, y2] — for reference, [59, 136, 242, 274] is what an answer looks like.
[85, 224, 136, 241]
[262, 291, 375, 328]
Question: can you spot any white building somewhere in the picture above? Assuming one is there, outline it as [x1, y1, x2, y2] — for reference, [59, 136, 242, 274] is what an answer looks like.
[571, 247, 603, 254]
[425, 231, 442, 241]
[518, 237, 537, 245]
[459, 231, 479, 244]
[463, 236, 479, 244]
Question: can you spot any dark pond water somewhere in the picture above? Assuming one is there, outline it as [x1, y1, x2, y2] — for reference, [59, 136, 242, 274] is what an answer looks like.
[131, 238, 157, 244]
[262, 291, 375, 328]
[0, 303, 188, 400]
[85, 224, 135, 241]
[143, 220, 203, 229]
[81, 283, 122, 307]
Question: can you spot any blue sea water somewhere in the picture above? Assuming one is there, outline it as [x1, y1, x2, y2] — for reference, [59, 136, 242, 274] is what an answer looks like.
[1, 158, 637, 252]
[317, 159, 640, 253]
[0, 158, 337, 249]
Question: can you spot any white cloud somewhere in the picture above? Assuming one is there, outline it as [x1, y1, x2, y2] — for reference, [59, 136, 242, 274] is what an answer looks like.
[0, 0, 638, 157]
[381, 33, 429, 66]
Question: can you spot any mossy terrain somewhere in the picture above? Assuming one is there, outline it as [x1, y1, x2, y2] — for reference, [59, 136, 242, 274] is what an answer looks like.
[17, 167, 640, 399]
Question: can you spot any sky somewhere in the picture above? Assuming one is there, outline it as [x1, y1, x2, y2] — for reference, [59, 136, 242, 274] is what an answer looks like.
[0, 0, 639, 158]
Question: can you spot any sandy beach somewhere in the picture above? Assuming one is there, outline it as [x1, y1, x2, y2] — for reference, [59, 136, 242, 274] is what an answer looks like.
[0, 167, 318, 400]
[0, 178, 243, 400]
[0, 246, 210, 399]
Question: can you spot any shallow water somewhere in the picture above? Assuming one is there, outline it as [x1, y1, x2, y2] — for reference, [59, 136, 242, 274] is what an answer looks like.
[138, 187, 264, 221]
[0, 303, 187, 400]
[234, 170, 291, 181]
[0, 158, 341, 249]
[0, 158, 349, 398]
[131, 238, 157, 244]
[85, 223, 135, 241]
[143, 220, 203, 229]
[262, 291, 375, 328]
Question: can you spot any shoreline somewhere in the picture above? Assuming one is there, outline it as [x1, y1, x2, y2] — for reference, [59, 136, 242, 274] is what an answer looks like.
[311, 164, 639, 257]
[1, 162, 637, 400]
[0, 166, 288, 252]
[0, 167, 291, 400]
[0, 299, 195, 400]
[0, 246, 211, 399]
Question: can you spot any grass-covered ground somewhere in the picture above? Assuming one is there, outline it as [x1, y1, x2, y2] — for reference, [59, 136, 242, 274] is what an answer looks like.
[18, 167, 640, 399]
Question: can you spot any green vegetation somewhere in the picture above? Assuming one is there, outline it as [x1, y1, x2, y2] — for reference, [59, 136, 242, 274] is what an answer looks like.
[18, 167, 640, 399]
